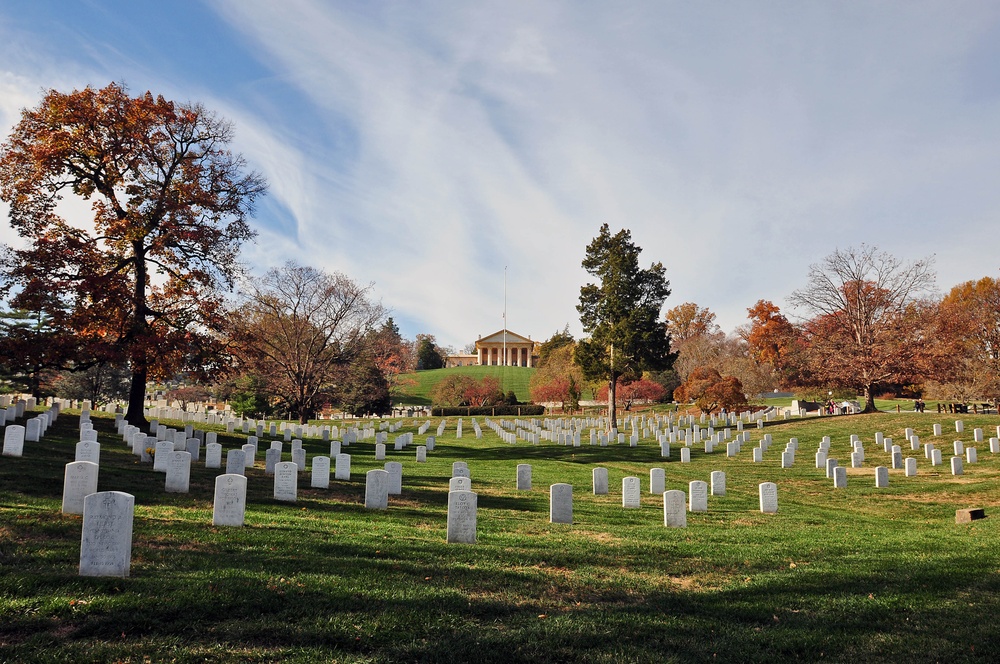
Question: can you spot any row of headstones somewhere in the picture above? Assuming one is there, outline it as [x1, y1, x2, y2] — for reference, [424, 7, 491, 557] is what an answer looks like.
[489, 412, 784, 448]
[488, 416, 747, 449]
[1, 399, 29, 426]
[72, 450, 420, 578]
[748, 424, 998, 488]
[63, 416, 994, 574]
[816, 442, 988, 488]
[72, 460, 782, 578]
[546, 480, 778, 526]
[1, 404, 61, 456]
[78, 456, 454, 578]
[398, 464, 781, 545]
[75, 441, 458, 576]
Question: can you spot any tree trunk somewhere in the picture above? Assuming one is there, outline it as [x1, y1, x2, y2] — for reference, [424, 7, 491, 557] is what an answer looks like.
[125, 365, 148, 427]
[125, 243, 149, 428]
[862, 385, 878, 414]
[608, 375, 617, 432]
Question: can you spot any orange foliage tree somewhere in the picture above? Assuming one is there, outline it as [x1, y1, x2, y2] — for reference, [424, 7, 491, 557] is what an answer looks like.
[229, 263, 384, 423]
[741, 300, 797, 372]
[926, 277, 1000, 403]
[0, 83, 266, 425]
[664, 302, 721, 345]
[673, 366, 748, 415]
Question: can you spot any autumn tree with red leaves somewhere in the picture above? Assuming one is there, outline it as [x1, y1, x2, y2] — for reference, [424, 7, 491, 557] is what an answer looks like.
[366, 318, 414, 397]
[0, 83, 266, 426]
[431, 374, 502, 407]
[789, 245, 934, 413]
[596, 378, 666, 410]
[665, 302, 721, 345]
[673, 366, 748, 415]
[529, 344, 584, 412]
[664, 302, 726, 381]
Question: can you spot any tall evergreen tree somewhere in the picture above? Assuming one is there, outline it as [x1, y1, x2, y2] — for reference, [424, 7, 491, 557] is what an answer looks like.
[575, 224, 675, 428]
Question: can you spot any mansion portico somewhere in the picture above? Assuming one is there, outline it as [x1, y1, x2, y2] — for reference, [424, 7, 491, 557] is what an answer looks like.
[475, 329, 538, 367]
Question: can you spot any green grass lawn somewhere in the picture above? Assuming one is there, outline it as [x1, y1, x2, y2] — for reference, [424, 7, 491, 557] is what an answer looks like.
[3, 408, 1000, 662]
[393, 365, 536, 407]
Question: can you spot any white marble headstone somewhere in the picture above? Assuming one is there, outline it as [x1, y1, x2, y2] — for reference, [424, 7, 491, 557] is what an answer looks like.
[446, 490, 477, 544]
[592, 467, 608, 495]
[273, 461, 298, 501]
[663, 489, 687, 528]
[311, 455, 330, 488]
[226, 449, 246, 476]
[549, 483, 573, 524]
[164, 451, 192, 493]
[334, 453, 351, 481]
[710, 470, 726, 496]
[688, 480, 708, 512]
[384, 461, 402, 495]
[62, 461, 99, 514]
[79, 491, 134, 577]
[213, 474, 247, 527]
[622, 476, 641, 508]
[75, 441, 101, 465]
[516, 464, 531, 490]
[365, 469, 389, 509]
[758, 482, 778, 514]
[205, 442, 222, 469]
[2, 425, 25, 457]
[649, 468, 665, 495]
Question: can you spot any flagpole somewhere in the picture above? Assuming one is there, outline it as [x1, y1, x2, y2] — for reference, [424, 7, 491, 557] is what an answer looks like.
[503, 265, 507, 394]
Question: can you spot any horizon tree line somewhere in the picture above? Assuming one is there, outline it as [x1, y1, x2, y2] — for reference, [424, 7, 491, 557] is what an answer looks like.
[1, 83, 996, 423]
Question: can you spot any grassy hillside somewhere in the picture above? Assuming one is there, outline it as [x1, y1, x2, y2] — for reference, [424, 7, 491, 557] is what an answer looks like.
[4, 409, 1000, 662]
[393, 365, 536, 406]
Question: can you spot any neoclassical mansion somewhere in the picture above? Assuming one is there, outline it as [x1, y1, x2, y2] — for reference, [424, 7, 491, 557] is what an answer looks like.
[445, 329, 539, 368]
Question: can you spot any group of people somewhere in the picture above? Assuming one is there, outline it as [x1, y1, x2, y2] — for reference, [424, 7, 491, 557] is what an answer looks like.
[913, 399, 926, 412]
[824, 400, 847, 415]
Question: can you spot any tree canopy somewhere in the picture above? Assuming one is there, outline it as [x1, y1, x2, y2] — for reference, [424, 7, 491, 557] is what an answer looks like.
[789, 245, 934, 412]
[415, 335, 445, 370]
[229, 262, 384, 423]
[0, 82, 266, 425]
[575, 224, 674, 427]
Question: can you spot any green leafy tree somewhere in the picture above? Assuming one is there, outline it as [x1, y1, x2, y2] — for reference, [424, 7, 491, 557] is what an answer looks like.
[575, 224, 675, 428]
[0, 306, 66, 397]
[415, 334, 444, 370]
[223, 374, 273, 419]
[537, 325, 574, 368]
[335, 354, 391, 417]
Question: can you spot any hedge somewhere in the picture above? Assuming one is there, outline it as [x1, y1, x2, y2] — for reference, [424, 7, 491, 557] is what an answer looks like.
[430, 405, 546, 417]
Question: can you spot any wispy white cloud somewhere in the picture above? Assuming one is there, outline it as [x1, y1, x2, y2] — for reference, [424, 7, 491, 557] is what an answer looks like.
[3, 1, 1000, 347]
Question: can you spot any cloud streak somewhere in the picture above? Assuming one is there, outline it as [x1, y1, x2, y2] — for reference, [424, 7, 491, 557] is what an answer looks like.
[2, 1, 1000, 349]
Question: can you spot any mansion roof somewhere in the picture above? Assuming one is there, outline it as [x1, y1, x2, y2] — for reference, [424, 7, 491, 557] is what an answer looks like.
[476, 329, 535, 346]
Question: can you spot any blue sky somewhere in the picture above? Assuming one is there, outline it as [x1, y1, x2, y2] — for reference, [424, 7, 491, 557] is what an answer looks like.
[2, 1, 1000, 351]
